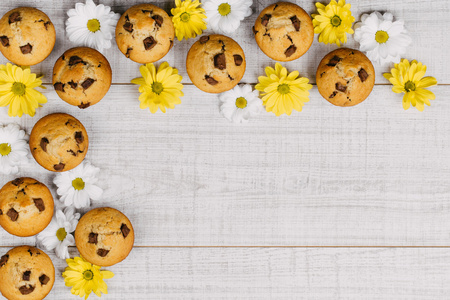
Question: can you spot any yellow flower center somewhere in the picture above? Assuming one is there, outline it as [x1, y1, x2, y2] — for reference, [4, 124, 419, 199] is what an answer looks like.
[11, 82, 26, 96]
[404, 80, 416, 92]
[375, 30, 389, 44]
[331, 15, 341, 27]
[277, 83, 290, 95]
[235, 97, 247, 109]
[152, 82, 164, 95]
[180, 12, 190, 22]
[218, 3, 231, 16]
[0, 143, 11, 156]
[83, 270, 94, 281]
[56, 228, 67, 241]
[72, 178, 85, 191]
[87, 19, 101, 32]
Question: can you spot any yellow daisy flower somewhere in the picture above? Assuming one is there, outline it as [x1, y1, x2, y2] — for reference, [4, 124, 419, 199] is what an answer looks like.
[255, 63, 312, 116]
[62, 256, 114, 300]
[171, 0, 207, 41]
[383, 59, 437, 111]
[312, 0, 355, 46]
[0, 63, 47, 117]
[131, 62, 184, 113]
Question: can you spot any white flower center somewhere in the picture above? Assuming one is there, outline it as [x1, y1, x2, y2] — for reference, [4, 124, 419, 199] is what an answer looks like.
[72, 178, 85, 191]
[375, 30, 389, 44]
[0, 143, 11, 156]
[87, 19, 101, 32]
[56, 227, 67, 241]
[235, 97, 247, 109]
[218, 3, 231, 16]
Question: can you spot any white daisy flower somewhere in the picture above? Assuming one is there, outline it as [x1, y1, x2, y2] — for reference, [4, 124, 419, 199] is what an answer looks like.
[219, 84, 263, 123]
[0, 123, 28, 175]
[66, 0, 120, 52]
[36, 206, 80, 260]
[54, 161, 103, 209]
[203, 0, 252, 35]
[354, 12, 412, 65]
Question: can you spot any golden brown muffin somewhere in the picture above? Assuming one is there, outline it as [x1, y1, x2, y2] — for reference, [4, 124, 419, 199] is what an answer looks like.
[186, 34, 246, 93]
[52, 47, 112, 109]
[115, 4, 174, 63]
[0, 7, 55, 66]
[0, 246, 55, 300]
[75, 207, 134, 267]
[29, 113, 88, 172]
[0, 178, 54, 237]
[253, 2, 313, 62]
[316, 48, 375, 107]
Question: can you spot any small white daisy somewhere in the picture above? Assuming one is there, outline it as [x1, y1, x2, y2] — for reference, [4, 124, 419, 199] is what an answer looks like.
[203, 0, 252, 35]
[354, 12, 412, 65]
[219, 84, 263, 123]
[36, 206, 80, 260]
[66, 0, 120, 52]
[54, 161, 103, 209]
[0, 123, 28, 175]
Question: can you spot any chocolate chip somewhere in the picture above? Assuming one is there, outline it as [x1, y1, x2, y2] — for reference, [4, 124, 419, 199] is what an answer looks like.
[54, 82, 65, 92]
[68, 81, 77, 89]
[358, 68, 369, 82]
[20, 43, 32, 54]
[121, 223, 131, 238]
[335, 82, 347, 92]
[40, 137, 49, 152]
[123, 22, 133, 33]
[126, 47, 133, 58]
[284, 45, 297, 57]
[23, 271, 31, 281]
[7, 208, 18, 221]
[81, 78, 95, 89]
[228, 74, 234, 81]
[329, 91, 338, 99]
[39, 274, 50, 285]
[11, 178, 24, 186]
[27, 249, 33, 256]
[142, 9, 153, 14]
[67, 149, 77, 156]
[0, 254, 8, 267]
[69, 56, 83, 66]
[152, 15, 163, 27]
[78, 102, 91, 109]
[205, 75, 218, 85]
[53, 163, 65, 171]
[290, 16, 300, 31]
[44, 21, 51, 30]
[75, 131, 84, 144]
[233, 54, 243, 66]
[252, 26, 258, 35]
[327, 55, 342, 67]
[9, 12, 21, 24]
[0, 209, 2, 215]
[320, 72, 325, 78]
[33, 198, 45, 212]
[19, 285, 35, 295]
[261, 14, 271, 26]
[97, 249, 109, 257]
[214, 53, 226, 70]
[143, 36, 157, 50]
[89, 232, 98, 244]
[0, 36, 9, 47]
[125, 14, 130, 22]
[199, 36, 209, 44]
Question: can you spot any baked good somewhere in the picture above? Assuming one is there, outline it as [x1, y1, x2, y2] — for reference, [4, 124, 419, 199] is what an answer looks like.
[0, 246, 55, 300]
[0, 178, 54, 237]
[52, 47, 112, 109]
[316, 48, 375, 107]
[253, 2, 313, 62]
[186, 34, 246, 93]
[115, 4, 174, 63]
[0, 7, 55, 66]
[75, 207, 134, 267]
[29, 113, 89, 172]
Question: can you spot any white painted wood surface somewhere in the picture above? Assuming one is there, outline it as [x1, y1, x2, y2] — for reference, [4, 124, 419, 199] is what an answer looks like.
[0, 0, 449, 299]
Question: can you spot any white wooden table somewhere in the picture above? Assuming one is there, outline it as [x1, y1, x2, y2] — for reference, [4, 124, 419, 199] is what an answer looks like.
[1, 0, 450, 299]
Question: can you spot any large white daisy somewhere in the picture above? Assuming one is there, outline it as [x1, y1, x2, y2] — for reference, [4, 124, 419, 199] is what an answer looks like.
[203, 0, 252, 35]
[54, 161, 103, 209]
[66, 0, 120, 52]
[36, 206, 80, 259]
[354, 12, 412, 65]
[0, 123, 28, 175]
[219, 84, 263, 123]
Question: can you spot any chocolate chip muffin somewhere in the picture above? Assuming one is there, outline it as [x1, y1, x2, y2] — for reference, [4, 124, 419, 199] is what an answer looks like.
[186, 34, 246, 93]
[116, 4, 174, 63]
[253, 2, 313, 62]
[29, 113, 89, 172]
[0, 178, 54, 237]
[0, 7, 55, 66]
[316, 48, 375, 107]
[75, 207, 134, 267]
[52, 47, 112, 109]
[0, 246, 55, 300]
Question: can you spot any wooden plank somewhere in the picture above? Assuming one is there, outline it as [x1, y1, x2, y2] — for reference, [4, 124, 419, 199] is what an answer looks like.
[1, 85, 449, 246]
